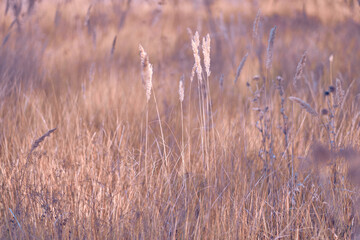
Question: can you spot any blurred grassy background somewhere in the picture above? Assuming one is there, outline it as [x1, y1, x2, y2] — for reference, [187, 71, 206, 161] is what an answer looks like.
[1, 0, 360, 239]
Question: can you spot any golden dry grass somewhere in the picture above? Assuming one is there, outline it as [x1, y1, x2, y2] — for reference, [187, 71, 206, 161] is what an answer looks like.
[1, 0, 360, 239]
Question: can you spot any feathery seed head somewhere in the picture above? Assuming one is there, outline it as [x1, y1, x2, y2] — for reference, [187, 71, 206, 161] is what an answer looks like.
[234, 53, 248, 84]
[335, 78, 344, 107]
[179, 75, 184, 102]
[293, 51, 307, 87]
[202, 33, 211, 78]
[289, 96, 318, 116]
[139, 45, 147, 64]
[190, 64, 196, 83]
[191, 31, 203, 83]
[139, 44, 153, 102]
[266, 26, 277, 70]
[252, 9, 261, 39]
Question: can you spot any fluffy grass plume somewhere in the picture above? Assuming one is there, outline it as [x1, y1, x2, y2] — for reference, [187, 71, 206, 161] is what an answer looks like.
[190, 64, 196, 83]
[335, 78, 345, 107]
[139, 44, 153, 102]
[289, 96, 318, 116]
[179, 75, 185, 102]
[191, 31, 203, 83]
[293, 51, 307, 87]
[234, 52, 248, 83]
[202, 34, 211, 78]
[252, 9, 261, 40]
[266, 26, 277, 70]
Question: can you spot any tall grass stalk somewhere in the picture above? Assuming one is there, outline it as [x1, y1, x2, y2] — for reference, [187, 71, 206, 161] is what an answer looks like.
[192, 31, 208, 171]
[139, 44, 153, 184]
[202, 33, 215, 177]
[179, 75, 185, 175]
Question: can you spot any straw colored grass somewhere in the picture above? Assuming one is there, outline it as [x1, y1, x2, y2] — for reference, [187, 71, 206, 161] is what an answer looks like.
[1, 1, 360, 239]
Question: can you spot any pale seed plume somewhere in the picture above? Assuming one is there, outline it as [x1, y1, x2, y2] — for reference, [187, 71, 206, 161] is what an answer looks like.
[179, 75, 185, 102]
[191, 31, 203, 83]
[190, 64, 196, 83]
[234, 53, 248, 83]
[293, 51, 307, 87]
[139, 44, 153, 102]
[289, 96, 318, 116]
[202, 33, 211, 78]
[266, 26, 277, 70]
[252, 9, 261, 39]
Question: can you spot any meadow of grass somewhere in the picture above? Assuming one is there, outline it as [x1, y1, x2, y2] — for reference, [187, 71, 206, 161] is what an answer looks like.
[1, 0, 360, 239]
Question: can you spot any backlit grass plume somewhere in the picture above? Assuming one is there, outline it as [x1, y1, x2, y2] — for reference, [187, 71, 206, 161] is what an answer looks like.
[202, 33, 211, 78]
[191, 31, 203, 83]
[266, 26, 277, 70]
[179, 75, 185, 102]
[139, 44, 153, 102]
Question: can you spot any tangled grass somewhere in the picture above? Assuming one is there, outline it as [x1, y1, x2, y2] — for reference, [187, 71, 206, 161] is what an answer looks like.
[1, 0, 360, 239]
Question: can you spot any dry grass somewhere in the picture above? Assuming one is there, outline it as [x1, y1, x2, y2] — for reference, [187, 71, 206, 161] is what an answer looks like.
[289, 96, 318, 117]
[1, 0, 360, 239]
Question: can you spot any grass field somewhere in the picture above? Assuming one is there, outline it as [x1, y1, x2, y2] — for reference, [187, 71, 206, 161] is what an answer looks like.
[1, 0, 360, 239]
